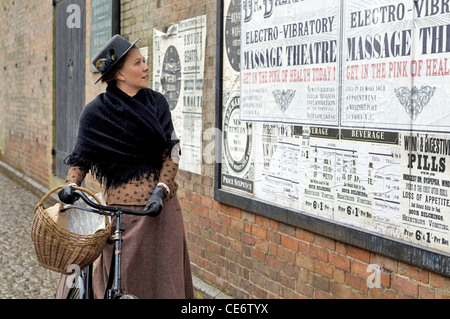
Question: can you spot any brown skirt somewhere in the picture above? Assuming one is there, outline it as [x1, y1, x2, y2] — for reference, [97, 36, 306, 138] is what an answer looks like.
[56, 195, 194, 299]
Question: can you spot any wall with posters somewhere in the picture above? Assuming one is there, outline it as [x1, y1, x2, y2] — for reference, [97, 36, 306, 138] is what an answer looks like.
[153, 15, 207, 175]
[217, 0, 449, 279]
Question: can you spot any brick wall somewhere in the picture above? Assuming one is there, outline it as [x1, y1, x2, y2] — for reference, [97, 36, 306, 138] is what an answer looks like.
[181, 198, 450, 298]
[0, 0, 54, 186]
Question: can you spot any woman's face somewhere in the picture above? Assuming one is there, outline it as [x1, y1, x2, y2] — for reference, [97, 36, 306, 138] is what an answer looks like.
[116, 47, 149, 95]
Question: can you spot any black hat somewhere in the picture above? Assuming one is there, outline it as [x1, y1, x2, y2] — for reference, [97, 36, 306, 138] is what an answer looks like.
[92, 34, 141, 84]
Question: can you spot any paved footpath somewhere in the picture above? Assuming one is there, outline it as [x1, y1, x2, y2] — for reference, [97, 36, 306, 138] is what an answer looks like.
[0, 171, 60, 299]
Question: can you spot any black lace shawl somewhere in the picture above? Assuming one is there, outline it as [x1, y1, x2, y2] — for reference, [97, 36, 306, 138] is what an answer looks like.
[64, 84, 179, 189]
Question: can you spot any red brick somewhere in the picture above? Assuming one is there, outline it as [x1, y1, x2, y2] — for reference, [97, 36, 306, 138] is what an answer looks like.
[331, 282, 353, 298]
[230, 241, 243, 254]
[351, 260, 369, 278]
[315, 290, 334, 299]
[310, 274, 330, 293]
[333, 268, 345, 284]
[295, 281, 314, 298]
[282, 286, 303, 299]
[329, 252, 351, 271]
[201, 195, 213, 208]
[244, 222, 252, 233]
[251, 224, 267, 239]
[429, 272, 447, 290]
[268, 242, 278, 256]
[347, 245, 370, 263]
[227, 206, 241, 218]
[241, 233, 255, 246]
[255, 215, 269, 227]
[295, 254, 314, 272]
[314, 234, 336, 250]
[295, 229, 314, 243]
[435, 290, 450, 299]
[281, 234, 298, 251]
[314, 260, 333, 279]
[277, 246, 296, 263]
[279, 272, 296, 290]
[266, 255, 282, 271]
[230, 217, 244, 230]
[218, 213, 231, 226]
[345, 273, 368, 294]
[254, 237, 269, 252]
[419, 286, 435, 299]
[370, 287, 397, 299]
[278, 222, 295, 236]
[391, 274, 419, 297]
[298, 241, 308, 255]
[282, 262, 299, 279]
[308, 244, 329, 262]
[191, 193, 202, 205]
[212, 200, 222, 212]
[265, 278, 282, 296]
[251, 248, 266, 263]
[398, 262, 427, 283]
[335, 242, 347, 255]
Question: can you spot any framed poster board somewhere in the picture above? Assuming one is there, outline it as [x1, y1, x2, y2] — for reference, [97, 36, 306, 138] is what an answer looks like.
[215, 0, 449, 277]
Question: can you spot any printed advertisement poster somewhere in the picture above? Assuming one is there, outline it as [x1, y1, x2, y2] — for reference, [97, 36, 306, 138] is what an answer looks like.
[221, 89, 255, 194]
[222, 0, 450, 255]
[342, 0, 450, 132]
[254, 124, 303, 210]
[240, 0, 340, 125]
[222, 0, 257, 194]
[399, 132, 450, 252]
[153, 15, 207, 174]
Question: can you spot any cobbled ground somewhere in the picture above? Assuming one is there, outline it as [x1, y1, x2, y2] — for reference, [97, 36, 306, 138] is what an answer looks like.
[0, 172, 60, 299]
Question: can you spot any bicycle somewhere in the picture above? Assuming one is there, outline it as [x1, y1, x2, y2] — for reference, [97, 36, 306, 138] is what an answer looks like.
[60, 188, 155, 299]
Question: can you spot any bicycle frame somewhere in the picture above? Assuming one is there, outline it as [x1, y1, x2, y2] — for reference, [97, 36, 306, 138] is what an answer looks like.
[63, 189, 152, 299]
[108, 210, 125, 299]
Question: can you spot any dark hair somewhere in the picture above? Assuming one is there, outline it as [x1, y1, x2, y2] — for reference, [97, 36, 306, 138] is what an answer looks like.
[100, 45, 137, 84]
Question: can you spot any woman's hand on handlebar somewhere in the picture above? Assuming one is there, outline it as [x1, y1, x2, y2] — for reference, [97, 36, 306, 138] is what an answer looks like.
[64, 186, 164, 217]
[144, 186, 166, 217]
[58, 184, 80, 204]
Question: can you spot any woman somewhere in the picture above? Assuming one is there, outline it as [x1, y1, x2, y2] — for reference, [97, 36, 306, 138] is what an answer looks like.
[56, 35, 194, 299]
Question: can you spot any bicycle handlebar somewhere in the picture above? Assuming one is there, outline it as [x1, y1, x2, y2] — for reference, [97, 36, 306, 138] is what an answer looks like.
[70, 189, 154, 216]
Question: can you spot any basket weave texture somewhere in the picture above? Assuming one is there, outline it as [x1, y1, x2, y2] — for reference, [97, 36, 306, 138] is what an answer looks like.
[31, 185, 110, 274]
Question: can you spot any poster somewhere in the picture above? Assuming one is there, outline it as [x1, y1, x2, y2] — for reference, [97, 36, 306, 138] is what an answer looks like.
[221, 89, 255, 194]
[254, 124, 303, 210]
[342, 0, 450, 132]
[220, 0, 450, 255]
[153, 15, 207, 174]
[240, 0, 340, 125]
[221, 0, 257, 194]
[399, 132, 450, 251]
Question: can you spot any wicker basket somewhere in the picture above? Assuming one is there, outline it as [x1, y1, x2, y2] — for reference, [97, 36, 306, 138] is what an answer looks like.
[31, 185, 110, 274]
